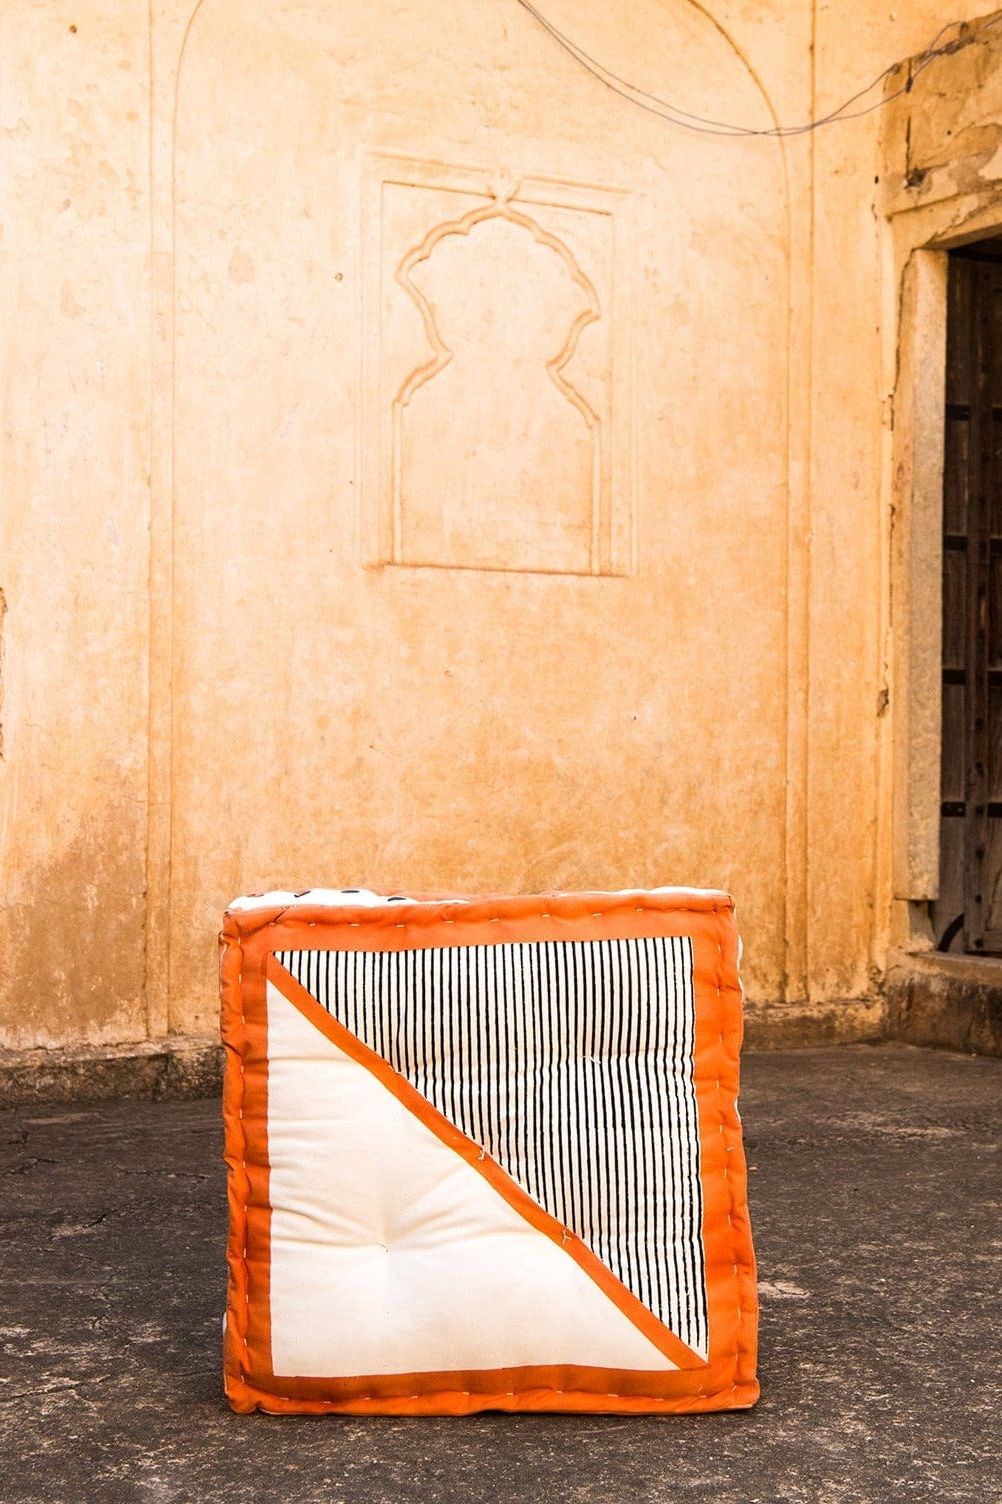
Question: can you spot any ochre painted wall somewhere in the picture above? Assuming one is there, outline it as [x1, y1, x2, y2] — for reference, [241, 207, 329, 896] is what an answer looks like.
[0, 3, 151, 1048]
[0, 0, 993, 1049]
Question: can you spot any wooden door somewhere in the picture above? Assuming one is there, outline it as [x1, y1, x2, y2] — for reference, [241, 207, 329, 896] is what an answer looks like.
[936, 248, 1002, 953]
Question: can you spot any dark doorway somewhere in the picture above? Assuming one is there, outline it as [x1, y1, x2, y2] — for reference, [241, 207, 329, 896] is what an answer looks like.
[935, 244, 1002, 953]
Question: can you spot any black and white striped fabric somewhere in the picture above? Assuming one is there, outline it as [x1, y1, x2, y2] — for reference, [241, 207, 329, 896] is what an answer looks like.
[275, 936, 708, 1356]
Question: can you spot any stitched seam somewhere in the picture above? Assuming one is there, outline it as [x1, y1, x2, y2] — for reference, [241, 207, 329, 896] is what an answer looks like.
[243, 896, 732, 938]
[243, 1380, 755, 1407]
[236, 933, 252, 1382]
[714, 911, 742, 1399]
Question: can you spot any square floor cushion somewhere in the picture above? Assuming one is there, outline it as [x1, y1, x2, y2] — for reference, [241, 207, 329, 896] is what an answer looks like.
[219, 887, 758, 1414]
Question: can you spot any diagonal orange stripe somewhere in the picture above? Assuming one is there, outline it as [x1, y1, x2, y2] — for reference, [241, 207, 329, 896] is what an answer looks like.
[266, 953, 706, 1371]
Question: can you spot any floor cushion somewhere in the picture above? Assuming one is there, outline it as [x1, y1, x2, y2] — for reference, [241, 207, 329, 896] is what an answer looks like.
[219, 887, 758, 1414]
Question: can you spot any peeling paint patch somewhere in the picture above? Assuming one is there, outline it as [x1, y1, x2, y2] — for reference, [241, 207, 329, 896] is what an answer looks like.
[978, 140, 1002, 184]
[227, 246, 255, 285]
[59, 281, 85, 318]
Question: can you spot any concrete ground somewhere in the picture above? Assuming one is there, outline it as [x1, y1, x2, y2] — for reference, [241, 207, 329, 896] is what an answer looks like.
[1, 1044, 1000, 1504]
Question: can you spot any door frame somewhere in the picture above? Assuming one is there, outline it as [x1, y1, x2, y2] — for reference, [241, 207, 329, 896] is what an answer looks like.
[881, 16, 1002, 964]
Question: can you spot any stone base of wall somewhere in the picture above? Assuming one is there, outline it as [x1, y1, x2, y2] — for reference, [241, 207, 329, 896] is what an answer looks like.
[885, 951, 1002, 1057]
[743, 998, 885, 1050]
[0, 999, 892, 1106]
[0, 1037, 224, 1108]
[5, 967, 997, 1104]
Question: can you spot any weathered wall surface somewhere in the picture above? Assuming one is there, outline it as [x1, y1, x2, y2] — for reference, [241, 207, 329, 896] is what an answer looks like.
[1, 0, 993, 1051]
[0, 2, 151, 1048]
[168, 0, 789, 1034]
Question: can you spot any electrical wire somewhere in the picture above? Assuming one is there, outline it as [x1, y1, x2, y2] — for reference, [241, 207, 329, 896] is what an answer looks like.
[511, 1, 1002, 139]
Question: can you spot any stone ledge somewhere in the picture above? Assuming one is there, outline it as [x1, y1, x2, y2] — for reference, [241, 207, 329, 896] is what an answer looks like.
[884, 950, 1002, 1057]
[742, 998, 885, 1050]
[0, 1036, 224, 1108]
[0, 1001, 890, 1106]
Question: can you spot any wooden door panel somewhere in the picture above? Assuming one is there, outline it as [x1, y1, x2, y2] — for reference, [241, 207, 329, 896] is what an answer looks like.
[937, 251, 1002, 953]
[943, 418, 969, 535]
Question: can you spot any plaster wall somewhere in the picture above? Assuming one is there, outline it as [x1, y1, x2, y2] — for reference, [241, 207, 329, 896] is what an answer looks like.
[0, 2, 151, 1048]
[0, 0, 990, 1050]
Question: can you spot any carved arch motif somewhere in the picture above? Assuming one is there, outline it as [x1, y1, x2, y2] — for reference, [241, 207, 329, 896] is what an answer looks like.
[388, 188, 605, 572]
[394, 194, 602, 432]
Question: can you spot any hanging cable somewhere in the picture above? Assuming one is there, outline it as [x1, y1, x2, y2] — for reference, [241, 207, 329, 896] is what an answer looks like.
[511, 1, 1001, 139]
